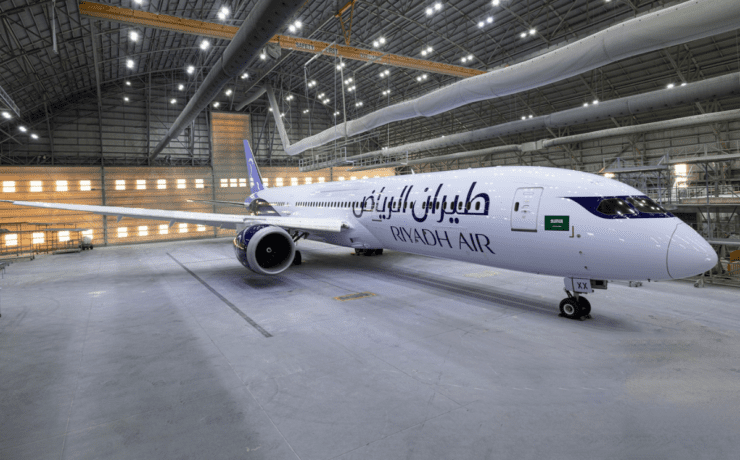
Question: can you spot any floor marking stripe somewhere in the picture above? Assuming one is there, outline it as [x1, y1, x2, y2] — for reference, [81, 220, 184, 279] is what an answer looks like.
[166, 253, 272, 338]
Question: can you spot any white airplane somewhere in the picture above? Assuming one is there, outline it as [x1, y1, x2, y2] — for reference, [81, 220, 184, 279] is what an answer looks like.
[2, 140, 717, 320]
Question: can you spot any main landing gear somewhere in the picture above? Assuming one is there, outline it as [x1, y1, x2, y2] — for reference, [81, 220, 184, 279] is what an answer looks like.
[560, 278, 607, 320]
[354, 248, 383, 256]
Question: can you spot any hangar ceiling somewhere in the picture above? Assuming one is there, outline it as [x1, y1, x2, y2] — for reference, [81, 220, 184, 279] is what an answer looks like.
[1, 0, 740, 168]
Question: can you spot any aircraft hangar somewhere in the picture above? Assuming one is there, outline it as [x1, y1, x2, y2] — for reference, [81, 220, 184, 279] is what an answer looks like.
[1, 0, 740, 458]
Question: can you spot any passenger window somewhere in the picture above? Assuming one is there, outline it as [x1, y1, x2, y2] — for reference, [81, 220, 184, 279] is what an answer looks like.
[466, 202, 471, 211]
[597, 198, 637, 216]
[458, 202, 462, 211]
[475, 202, 480, 211]
[514, 202, 519, 212]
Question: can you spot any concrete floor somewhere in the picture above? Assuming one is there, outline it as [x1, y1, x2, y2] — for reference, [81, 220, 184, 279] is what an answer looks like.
[1, 237, 739, 460]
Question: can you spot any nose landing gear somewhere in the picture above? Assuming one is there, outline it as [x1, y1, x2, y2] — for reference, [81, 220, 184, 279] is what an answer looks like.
[559, 290, 591, 320]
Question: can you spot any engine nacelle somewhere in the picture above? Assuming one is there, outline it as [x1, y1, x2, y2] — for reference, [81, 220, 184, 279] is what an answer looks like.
[233, 225, 295, 275]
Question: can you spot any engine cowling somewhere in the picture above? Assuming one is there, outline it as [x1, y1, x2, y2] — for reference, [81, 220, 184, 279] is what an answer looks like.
[233, 225, 295, 275]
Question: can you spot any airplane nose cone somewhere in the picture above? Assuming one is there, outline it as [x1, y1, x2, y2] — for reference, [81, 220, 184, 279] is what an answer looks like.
[667, 224, 718, 279]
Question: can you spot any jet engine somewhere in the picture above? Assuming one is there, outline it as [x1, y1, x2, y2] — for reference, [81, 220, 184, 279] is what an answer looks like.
[233, 224, 295, 275]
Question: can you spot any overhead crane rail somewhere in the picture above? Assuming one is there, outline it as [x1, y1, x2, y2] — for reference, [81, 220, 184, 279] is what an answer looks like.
[78, 1, 484, 79]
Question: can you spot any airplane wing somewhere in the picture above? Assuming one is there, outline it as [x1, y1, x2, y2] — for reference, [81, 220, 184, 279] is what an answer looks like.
[0, 200, 346, 233]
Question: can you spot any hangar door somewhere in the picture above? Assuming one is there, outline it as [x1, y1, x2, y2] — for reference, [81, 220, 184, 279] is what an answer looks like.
[511, 187, 543, 232]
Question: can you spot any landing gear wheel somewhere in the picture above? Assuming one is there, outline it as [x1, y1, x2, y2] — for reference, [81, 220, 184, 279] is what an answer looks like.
[559, 298, 583, 320]
[292, 250, 302, 266]
[577, 297, 591, 317]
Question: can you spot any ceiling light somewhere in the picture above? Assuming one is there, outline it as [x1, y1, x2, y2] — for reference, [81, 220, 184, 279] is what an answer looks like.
[487, 16, 493, 23]
[19, 126, 27, 132]
[289, 24, 296, 33]
[200, 39, 210, 50]
[2, 112, 11, 119]
[186, 65, 195, 74]
[520, 32, 527, 38]
[178, 84, 184, 91]
[214, 102, 220, 108]
[528, 114, 533, 118]
[129, 30, 139, 42]
[334, 111, 340, 116]
[241, 72, 249, 79]
[593, 99, 599, 104]
[268, 107, 272, 111]
[583, 102, 589, 107]
[521, 116, 526, 120]
[379, 37, 386, 44]
[170, 99, 176, 104]
[31, 133, 39, 140]
[427, 46, 433, 53]
[218, 6, 229, 20]
[294, 20, 302, 28]
[681, 82, 687, 86]
[225, 89, 232, 96]
[667, 83, 675, 89]
[462, 57, 467, 63]
[260, 52, 266, 60]
[126, 59, 134, 68]
[373, 40, 379, 48]
[303, 109, 309, 114]
[425, 7, 433, 16]
[492, 0, 500, 5]
[434, 2, 442, 11]
[529, 28, 536, 35]
[421, 50, 427, 56]
[478, 21, 484, 28]
[126, 80, 131, 86]
[133, 0, 142, 4]
[318, 93, 325, 98]
[124, 96, 130, 102]
[467, 54, 473, 61]
[336, 62, 345, 70]
[355, 101, 363, 107]
[280, 113, 285, 117]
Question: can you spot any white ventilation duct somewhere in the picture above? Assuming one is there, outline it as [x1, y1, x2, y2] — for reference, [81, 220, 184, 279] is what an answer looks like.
[286, 0, 740, 158]
[302, 72, 740, 171]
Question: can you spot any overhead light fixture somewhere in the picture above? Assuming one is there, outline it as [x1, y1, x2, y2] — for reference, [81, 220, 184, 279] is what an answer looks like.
[170, 98, 177, 104]
[318, 93, 325, 98]
[289, 24, 296, 33]
[19, 126, 27, 132]
[129, 30, 139, 42]
[334, 111, 340, 116]
[487, 16, 493, 23]
[241, 72, 249, 79]
[303, 109, 309, 114]
[520, 32, 527, 38]
[214, 102, 220, 108]
[478, 21, 484, 28]
[492, 0, 500, 5]
[186, 65, 195, 74]
[379, 37, 386, 45]
[259, 52, 266, 60]
[529, 28, 536, 35]
[467, 54, 473, 61]
[528, 114, 533, 118]
[200, 39, 210, 50]
[126, 80, 131, 86]
[225, 89, 232, 96]
[217, 6, 230, 20]
[31, 133, 39, 140]
[2, 112, 11, 119]
[124, 96, 130, 102]
[583, 102, 589, 107]
[425, 7, 433, 15]
[521, 116, 526, 120]
[373, 40, 380, 48]
[178, 84, 184, 91]
[382, 89, 391, 96]
[344, 77, 353, 84]
[336, 62, 345, 70]
[133, 0, 142, 4]
[681, 82, 687, 86]
[593, 99, 599, 104]
[434, 2, 442, 10]
[355, 101, 363, 107]
[294, 20, 302, 28]
[126, 59, 134, 68]
[667, 83, 675, 89]
[379, 69, 390, 78]
[461, 57, 467, 63]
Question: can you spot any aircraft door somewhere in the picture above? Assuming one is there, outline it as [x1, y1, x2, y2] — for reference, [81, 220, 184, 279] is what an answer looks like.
[511, 187, 543, 232]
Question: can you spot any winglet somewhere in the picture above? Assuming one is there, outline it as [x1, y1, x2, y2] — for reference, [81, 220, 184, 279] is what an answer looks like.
[244, 140, 264, 194]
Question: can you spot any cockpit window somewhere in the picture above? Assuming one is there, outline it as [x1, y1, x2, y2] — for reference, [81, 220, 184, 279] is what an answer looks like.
[626, 196, 667, 214]
[596, 198, 637, 216]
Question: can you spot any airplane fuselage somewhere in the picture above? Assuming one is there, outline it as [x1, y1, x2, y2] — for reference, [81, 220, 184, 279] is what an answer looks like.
[248, 166, 716, 282]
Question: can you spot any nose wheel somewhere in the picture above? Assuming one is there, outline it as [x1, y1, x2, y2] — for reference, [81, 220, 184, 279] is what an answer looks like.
[559, 291, 591, 320]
